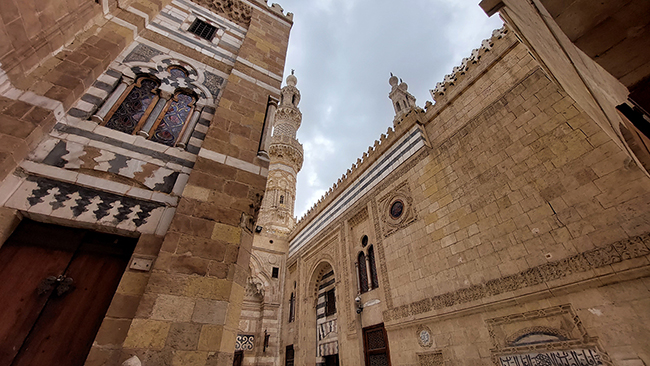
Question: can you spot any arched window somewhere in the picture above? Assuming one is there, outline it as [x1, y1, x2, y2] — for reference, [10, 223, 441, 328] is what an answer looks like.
[104, 77, 159, 134]
[288, 292, 295, 323]
[395, 101, 402, 111]
[292, 94, 296, 105]
[150, 92, 196, 146]
[357, 252, 368, 293]
[168, 65, 188, 79]
[280, 195, 284, 204]
[368, 245, 378, 289]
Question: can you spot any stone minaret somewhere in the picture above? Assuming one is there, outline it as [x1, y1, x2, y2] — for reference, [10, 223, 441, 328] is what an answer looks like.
[256, 72, 304, 236]
[388, 73, 417, 121]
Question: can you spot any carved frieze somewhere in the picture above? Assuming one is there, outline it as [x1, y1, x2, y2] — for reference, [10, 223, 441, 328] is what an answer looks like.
[383, 233, 650, 322]
[193, 0, 252, 26]
[418, 350, 443, 366]
[348, 207, 368, 228]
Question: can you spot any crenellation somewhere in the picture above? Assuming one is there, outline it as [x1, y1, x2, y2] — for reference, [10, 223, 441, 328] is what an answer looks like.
[430, 25, 509, 102]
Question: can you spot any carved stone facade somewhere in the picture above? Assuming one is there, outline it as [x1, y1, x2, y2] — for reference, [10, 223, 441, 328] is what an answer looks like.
[0, 0, 293, 365]
[277, 5, 650, 366]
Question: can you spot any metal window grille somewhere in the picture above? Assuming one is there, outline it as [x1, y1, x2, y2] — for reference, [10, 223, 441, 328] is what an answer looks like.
[188, 19, 217, 41]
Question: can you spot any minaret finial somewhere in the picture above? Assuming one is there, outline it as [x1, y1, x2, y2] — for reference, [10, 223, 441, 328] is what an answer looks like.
[291, 69, 295, 75]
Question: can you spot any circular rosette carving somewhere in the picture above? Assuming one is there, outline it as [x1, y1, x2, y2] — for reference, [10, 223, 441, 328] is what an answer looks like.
[378, 181, 417, 237]
[416, 325, 433, 348]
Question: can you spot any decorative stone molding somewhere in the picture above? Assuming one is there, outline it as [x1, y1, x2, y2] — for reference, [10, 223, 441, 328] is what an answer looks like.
[268, 136, 304, 172]
[193, 0, 253, 26]
[505, 326, 571, 347]
[378, 181, 417, 237]
[418, 350, 443, 366]
[246, 276, 265, 298]
[486, 305, 613, 366]
[274, 107, 303, 131]
[383, 233, 650, 322]
[348, 207, 369, 228]
[235, 334, 255, 351]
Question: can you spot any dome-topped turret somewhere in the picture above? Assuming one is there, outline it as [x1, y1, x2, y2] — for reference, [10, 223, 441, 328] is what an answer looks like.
[389, 73, 399, 88]
[286, 70, 297, 87]
[388, 73, 418, 122]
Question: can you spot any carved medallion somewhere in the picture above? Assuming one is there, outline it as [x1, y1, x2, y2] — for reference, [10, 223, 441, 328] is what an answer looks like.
[416, 325, 433, 348]
[378, 181, 417, 237]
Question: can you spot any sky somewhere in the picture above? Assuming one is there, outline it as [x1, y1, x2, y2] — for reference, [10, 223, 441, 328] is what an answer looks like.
[273, 0, 503, 219]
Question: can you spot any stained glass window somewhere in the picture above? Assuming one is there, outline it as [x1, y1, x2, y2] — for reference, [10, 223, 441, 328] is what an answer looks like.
[150, 93, 195, 146]
[358, 252, 369, 293]
[390, 200, 404, 219]
[105, 78, 158, 134]
[368, 245, 379, 289]
[169, 66, 188, 79]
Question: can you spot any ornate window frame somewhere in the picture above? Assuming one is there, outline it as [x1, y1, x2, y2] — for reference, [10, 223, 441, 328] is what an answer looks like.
[378, 181, 417, 237]
[102, 76, 161, 135]
[486, 304, 613, 366]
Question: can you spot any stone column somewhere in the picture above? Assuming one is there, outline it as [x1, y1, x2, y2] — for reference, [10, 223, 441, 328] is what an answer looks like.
[138, 91, 171, 138]
[91, 76, 132, 124]
[177, 107, 203, 149]
[258, 98, 278, 160]
[365, 255, 373, 289]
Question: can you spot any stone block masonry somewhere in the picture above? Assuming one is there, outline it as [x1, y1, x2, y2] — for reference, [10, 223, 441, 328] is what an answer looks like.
[0, 0, 294, 365]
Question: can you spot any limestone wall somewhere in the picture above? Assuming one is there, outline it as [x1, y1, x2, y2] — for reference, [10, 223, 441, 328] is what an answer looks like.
[281, 29, 650, 366]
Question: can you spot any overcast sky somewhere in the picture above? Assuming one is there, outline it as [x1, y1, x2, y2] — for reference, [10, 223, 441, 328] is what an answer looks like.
[274, 0, 503, 219]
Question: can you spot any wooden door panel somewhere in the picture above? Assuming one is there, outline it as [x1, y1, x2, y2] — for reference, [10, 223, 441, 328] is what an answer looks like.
[363, 324, 391, 366]
[0, 222, 83, 365]
[11, 232, 135, 366]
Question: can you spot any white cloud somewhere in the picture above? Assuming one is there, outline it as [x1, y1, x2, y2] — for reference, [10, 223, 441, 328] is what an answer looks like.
[277, 0, 503, 218]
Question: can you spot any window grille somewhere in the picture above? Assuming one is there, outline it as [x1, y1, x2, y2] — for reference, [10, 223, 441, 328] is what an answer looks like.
[189, 19, 217, 41]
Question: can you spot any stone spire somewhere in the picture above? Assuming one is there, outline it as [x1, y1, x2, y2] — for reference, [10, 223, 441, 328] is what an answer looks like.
[388, 73, 417, 121]
[256, 71, 304, 236]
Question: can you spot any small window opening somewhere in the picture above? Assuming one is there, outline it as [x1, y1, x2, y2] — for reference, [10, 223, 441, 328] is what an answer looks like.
[279, 195, 284, 204]
[288, 293, 295, 323]
[188, 19, 217, 41]
[292, 94, 296, 105]
[396, 101, 402, 111]
[361, 235, 368, 247]
[325, 288, 336, 316]
[272, 267, 280, 278]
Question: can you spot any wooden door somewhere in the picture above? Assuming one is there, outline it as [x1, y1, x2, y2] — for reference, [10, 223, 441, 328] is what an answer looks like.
[363, 323, 391, 366]
[285, 345, 294, 366]
[232, 350, 244, 366]
[0, 220, 136, 366]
